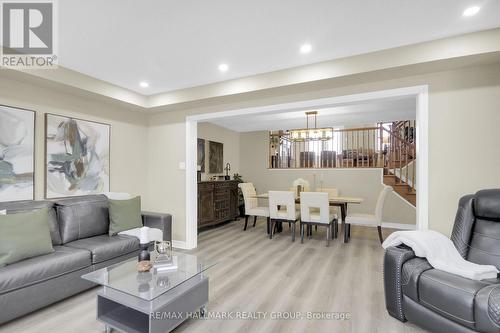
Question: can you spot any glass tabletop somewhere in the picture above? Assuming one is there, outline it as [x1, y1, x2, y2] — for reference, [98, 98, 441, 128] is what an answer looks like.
[81, 251, 216, 301]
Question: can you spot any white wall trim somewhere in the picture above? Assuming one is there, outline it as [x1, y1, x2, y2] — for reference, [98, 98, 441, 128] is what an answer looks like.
[185, 120, 198, 250]
[191, 86, 428, 121]
[172, 240, 188, 249]
[186, 85, 429, 248]
[382, 222, 416, 230]
[389, 162, 416, 188]
[416, 86, 429, 230]
[349, 221, 416, 230]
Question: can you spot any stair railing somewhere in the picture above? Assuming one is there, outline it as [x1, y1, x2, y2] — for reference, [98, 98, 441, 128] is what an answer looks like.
[381, 124, 416, 193]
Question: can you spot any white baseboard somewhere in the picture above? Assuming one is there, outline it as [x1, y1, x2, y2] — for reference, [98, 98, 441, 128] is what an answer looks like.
[349, 221, 416, 230]
[382, 222, 415, 230]
[172, 240, 188, 249]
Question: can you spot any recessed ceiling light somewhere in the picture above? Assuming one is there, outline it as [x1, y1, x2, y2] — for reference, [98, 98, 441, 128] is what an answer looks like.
[139, 81, 149, 88]
[300, 43, 312, 54]
[463, 6, 480, 17]
[218, 63, 229, 72]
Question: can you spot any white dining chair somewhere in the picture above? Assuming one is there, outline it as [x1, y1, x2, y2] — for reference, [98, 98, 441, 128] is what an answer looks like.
[269, 191, 300, 241]
[299, 192, 337, 247]
[238, 183, 270, 231]
[315, 187, 340, 235]
[318, 187, 339, 213]
[345, 185, 393, 244]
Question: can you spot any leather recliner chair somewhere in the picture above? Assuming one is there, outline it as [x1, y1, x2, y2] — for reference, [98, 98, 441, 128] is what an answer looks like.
[384, 189, 500, 333]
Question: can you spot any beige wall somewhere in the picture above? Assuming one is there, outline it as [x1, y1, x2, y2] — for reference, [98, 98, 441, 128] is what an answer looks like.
[239, 131, 416, 225]
[147, 62, 500, 241]
[0, 75, 148, 201]
[144, 120, 186, 241]
[3, 60, 500, 243]
[197, 122, 240, 179]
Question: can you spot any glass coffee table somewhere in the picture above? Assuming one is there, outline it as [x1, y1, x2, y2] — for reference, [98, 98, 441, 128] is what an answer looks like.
[82, 251, 216, 333]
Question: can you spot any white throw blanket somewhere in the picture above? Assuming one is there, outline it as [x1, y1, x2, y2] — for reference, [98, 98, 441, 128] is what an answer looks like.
[382, 230, 499, 281]
[118, 226, 163, 244]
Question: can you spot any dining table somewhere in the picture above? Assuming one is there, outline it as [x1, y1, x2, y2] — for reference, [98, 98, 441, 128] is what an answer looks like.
[251, 193, 363, 243]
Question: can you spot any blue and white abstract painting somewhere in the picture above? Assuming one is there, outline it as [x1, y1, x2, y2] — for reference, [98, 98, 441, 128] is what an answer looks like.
[0, 106, 35, 202]
[45, 114, 110, 198]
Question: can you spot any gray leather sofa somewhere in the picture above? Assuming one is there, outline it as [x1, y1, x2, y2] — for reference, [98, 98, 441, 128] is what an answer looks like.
[0, 195, 172, 325]
[384, 189, 500, 333]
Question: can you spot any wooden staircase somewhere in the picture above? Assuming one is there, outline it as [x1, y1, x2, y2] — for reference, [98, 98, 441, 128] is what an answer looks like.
[380, 121, 417, 207]
[383, 174, 416, 206]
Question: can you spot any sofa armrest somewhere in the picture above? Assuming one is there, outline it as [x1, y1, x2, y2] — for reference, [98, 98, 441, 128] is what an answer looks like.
[383, 245, 415, 322]
[142, 211, 172, 242]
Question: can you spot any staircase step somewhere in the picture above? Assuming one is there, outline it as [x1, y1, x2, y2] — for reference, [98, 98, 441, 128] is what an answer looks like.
[392, 186, 416, 206]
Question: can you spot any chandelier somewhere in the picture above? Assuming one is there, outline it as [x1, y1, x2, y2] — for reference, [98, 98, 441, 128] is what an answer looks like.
[287, 111, 333, 142]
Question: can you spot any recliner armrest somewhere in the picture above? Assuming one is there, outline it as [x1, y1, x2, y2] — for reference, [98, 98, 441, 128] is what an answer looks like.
[383, 245, 415, 322]
[141, 211, 172, 242]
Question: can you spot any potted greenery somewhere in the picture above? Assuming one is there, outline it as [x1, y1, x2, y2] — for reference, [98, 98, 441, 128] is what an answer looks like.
[233, 173, 246, 217]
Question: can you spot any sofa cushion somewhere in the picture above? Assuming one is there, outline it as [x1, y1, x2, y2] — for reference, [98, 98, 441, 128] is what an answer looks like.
[418, 269, 490, 329]
[0, 246, 91, 295]
[108, 196, 143, 236]
[0, 208, 55, 267]
[466, 191, 500, 269]
[467, 218, 500, 269]
[0, 200, 61, 245]
[475, 189, 500, 221]
[65, 235, 139, 264]
[54, 195, 109, 244]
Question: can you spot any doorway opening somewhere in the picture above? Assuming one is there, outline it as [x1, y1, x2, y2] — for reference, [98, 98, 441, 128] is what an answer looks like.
[185, 86, 428, 249]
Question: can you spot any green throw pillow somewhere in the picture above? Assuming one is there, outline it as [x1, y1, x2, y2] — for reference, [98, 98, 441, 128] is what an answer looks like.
[0, 208, 54, 267]
[108, 196, 143, 236]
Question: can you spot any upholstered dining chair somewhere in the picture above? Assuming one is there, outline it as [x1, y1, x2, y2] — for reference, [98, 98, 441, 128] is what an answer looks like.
[238, 183, 270, 231]
[345, 185, 393, 244]
[300, 192, 337, 247]
[268, 191, 300, 241]
[316, 187, 340, 235]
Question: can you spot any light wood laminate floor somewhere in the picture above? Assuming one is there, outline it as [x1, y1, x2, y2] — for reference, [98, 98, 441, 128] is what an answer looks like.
[0, 218, 427, 333]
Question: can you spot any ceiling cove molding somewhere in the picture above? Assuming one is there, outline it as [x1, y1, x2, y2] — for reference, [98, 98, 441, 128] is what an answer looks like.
[14, 67, 149, 108]
[4, 28, 500, 110]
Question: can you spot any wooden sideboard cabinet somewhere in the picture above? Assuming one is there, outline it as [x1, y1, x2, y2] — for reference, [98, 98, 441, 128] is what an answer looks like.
[198, 180, 239, 229]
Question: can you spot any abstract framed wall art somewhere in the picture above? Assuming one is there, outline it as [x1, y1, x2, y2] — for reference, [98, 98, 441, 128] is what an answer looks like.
[0, 105, 35, 202]
[45, 114, 110, 198]
[209, 141, 223, 174]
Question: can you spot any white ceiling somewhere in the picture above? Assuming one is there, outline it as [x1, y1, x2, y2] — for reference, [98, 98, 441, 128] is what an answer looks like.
[206, 96, 416, 132]
[59, 0, 500, 95]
